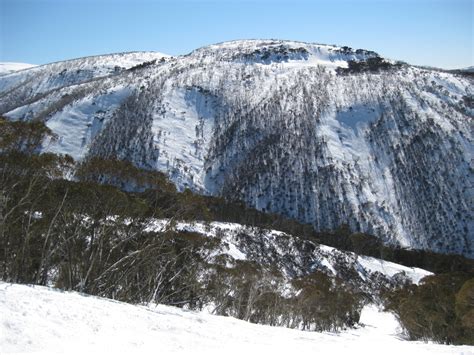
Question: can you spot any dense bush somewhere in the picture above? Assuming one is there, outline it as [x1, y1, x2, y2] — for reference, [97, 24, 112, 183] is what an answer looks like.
[316, 226, 474, 274]
[385, 272, 474, 344]
[0, 117, 54, 154]
[336, 57, 403, 75]
[203, 262, 362, 331]
[76, 157, 176, 193]
[290, 271, 362, 331]
[127, 59, 157, 71]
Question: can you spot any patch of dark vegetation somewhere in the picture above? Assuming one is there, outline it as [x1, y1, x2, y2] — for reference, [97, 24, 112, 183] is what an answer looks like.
[384, 272, 474, 345]
[127, 59, 157, 72]
[448, 69, 474, 78]
[316, 225, 474, 274]
[336, 57, 404, 75]
[333, 46, 378, 57]
[240, 45, 309, 64]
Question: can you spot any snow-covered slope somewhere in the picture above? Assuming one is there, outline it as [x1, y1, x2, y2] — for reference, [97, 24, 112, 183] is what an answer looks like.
[147, 220, 432, 287]
[1, 282, 470, 355]
[0, 62, 37, 75]
[0, 39, 472, 256]
[0, 51, 169, 113]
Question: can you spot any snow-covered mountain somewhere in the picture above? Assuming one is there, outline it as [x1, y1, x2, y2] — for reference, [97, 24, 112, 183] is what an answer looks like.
[1, 282, 469, 355]
[0, 62, 37, 75]
[0, 40, 472, 257]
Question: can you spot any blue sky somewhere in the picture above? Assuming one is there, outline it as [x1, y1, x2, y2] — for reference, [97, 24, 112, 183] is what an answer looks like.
[1, 0, 472, 69]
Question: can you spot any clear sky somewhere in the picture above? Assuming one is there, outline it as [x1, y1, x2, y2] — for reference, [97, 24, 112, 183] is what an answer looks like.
[1, 0, 472, 69]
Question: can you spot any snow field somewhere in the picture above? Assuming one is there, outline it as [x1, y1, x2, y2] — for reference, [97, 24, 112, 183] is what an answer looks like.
[1, 283, 471, 355]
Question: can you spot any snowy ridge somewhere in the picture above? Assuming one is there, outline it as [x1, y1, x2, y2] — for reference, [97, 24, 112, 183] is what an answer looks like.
[1, 282, 469, 355]
[0, 51, 169, 109]
[0, 39, 472, 256]
[145, 220, 432, 285]
[0, 62, 37, 75]
[189, 39, 379, 69]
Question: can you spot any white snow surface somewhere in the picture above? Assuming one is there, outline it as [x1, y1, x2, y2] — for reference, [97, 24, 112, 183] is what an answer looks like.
[1, 282, 471, 355]
[357, 255, 430, 284]
[152, 85, 216, 191]
[42, 86, 133, 160]
[0, 62, 37, 75]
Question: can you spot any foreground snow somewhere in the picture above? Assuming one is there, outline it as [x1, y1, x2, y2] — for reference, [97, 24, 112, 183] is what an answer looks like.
[1, 283, 471, 355]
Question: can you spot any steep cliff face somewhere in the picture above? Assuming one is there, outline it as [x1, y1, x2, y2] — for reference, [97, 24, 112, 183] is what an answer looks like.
[0, 40, 472, 256]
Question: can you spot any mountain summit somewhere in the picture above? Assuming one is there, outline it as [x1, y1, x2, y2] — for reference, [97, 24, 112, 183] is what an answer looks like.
[0, 40, 472, 256]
